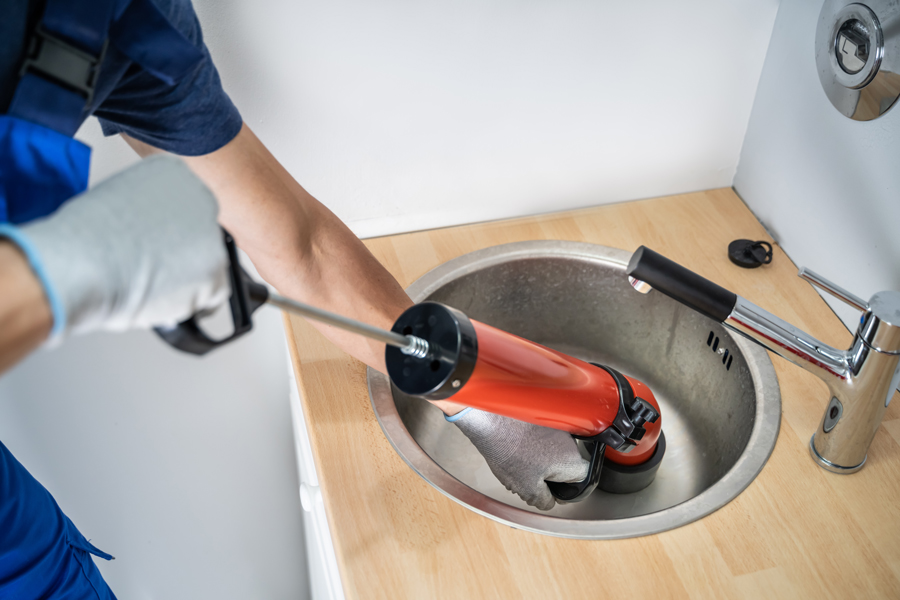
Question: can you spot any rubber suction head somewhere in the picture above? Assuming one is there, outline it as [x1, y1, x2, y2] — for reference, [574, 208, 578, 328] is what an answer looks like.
[597, 431, 666, 494]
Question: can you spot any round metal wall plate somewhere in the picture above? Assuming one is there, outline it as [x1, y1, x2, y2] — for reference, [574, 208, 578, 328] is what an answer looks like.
[816, 0, 900, 120]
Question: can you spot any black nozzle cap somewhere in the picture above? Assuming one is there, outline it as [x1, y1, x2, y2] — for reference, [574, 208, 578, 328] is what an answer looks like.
[626, 246, 737, 323]
[386, 302, 478, 400]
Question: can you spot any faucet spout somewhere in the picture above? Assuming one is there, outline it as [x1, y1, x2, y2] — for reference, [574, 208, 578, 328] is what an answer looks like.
[724, 297, 851, 384]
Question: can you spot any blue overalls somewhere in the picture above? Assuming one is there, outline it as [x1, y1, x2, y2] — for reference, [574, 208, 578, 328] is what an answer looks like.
[0, 0, 203, 596]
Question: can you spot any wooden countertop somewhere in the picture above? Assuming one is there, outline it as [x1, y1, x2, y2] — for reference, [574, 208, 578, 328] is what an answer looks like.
[283, 189, 900, 599]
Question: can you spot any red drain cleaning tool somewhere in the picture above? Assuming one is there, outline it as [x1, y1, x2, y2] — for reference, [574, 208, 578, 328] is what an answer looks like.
[156, 232, 664, 503]
[385, 303, 665, 502]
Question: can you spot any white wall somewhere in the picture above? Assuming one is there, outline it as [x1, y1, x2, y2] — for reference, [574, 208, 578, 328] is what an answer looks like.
[89, 0, 781, 238]
[735, 0, 900, 330]
[1, 1, 783, 598]
[0, 313, 307, 599]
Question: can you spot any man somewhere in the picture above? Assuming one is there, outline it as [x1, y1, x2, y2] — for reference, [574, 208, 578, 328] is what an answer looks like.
[1, 0, 589, 596]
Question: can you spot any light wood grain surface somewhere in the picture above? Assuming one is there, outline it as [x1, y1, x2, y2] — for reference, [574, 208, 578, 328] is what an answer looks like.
[284, 188, 900, 599]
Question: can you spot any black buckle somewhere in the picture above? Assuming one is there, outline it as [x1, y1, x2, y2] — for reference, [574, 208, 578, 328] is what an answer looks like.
[586, 364, 659, 453]
[19, 27, 107, 103]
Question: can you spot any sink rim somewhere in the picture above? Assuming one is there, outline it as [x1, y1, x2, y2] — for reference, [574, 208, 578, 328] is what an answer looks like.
[367, 240, 781, 539]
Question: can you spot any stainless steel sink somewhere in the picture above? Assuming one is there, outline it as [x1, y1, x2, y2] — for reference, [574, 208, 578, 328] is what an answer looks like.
[367, 241, 781, 539]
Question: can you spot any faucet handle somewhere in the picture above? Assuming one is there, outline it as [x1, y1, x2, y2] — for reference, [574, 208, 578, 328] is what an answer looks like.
[798, 267, 869, 312]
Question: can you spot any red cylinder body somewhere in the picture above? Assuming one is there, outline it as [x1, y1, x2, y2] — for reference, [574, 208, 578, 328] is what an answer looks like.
[452, 320, 662, 466]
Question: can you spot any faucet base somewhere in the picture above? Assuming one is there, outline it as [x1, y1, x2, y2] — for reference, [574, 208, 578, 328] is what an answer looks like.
[809, 435, 866, 474]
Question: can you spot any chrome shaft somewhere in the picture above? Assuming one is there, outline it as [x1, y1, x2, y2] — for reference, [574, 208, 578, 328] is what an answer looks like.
[799, 267, 869, 312]
[266, 292, 429, 358]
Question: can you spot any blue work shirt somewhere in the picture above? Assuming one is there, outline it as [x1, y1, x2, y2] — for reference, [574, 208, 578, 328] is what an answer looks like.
[1, 0, 243, 596]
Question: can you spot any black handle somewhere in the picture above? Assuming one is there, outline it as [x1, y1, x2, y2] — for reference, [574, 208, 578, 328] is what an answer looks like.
[546, 440, 606, 503]
[626, 246, 737, 323]
[154, 229, 269, 355]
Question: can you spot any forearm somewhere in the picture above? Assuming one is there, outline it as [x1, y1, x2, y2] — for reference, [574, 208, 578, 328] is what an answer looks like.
[0, 241, 52, 375]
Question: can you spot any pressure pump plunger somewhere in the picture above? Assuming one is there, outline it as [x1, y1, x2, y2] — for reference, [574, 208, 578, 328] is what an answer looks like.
[386, 302, 664, 500]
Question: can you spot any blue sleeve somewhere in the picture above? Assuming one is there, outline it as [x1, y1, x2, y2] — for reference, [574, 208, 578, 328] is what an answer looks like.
[93, 0, 242, 156]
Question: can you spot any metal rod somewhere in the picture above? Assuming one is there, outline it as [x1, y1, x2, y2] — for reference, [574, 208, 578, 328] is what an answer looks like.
[798, 267, 869, 312]
[265, 292, 429, 358]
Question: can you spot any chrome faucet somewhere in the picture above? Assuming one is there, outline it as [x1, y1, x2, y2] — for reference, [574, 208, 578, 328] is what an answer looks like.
[626, 246, 900, 474]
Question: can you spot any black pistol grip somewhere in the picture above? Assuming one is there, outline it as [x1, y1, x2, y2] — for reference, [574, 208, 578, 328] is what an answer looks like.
[153, 228, 268, 355]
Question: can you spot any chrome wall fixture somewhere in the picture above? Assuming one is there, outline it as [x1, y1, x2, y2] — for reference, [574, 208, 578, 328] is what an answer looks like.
[816, 0, 900, 120]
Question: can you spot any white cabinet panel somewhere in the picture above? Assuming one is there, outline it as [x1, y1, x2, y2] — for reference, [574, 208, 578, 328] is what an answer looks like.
[287, 356, 346, 600]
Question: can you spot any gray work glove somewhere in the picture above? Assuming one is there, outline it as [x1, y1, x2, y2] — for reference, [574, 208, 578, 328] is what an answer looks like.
[0, 155, 230, 342]
[449, 407, 590, 511]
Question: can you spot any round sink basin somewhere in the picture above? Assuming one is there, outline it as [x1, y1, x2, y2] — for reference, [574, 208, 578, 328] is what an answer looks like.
[367, 241, 781, 539]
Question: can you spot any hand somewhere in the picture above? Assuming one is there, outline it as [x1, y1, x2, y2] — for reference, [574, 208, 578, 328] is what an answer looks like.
[449, 408, 590, 510]
[0, 155, 230, 341]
